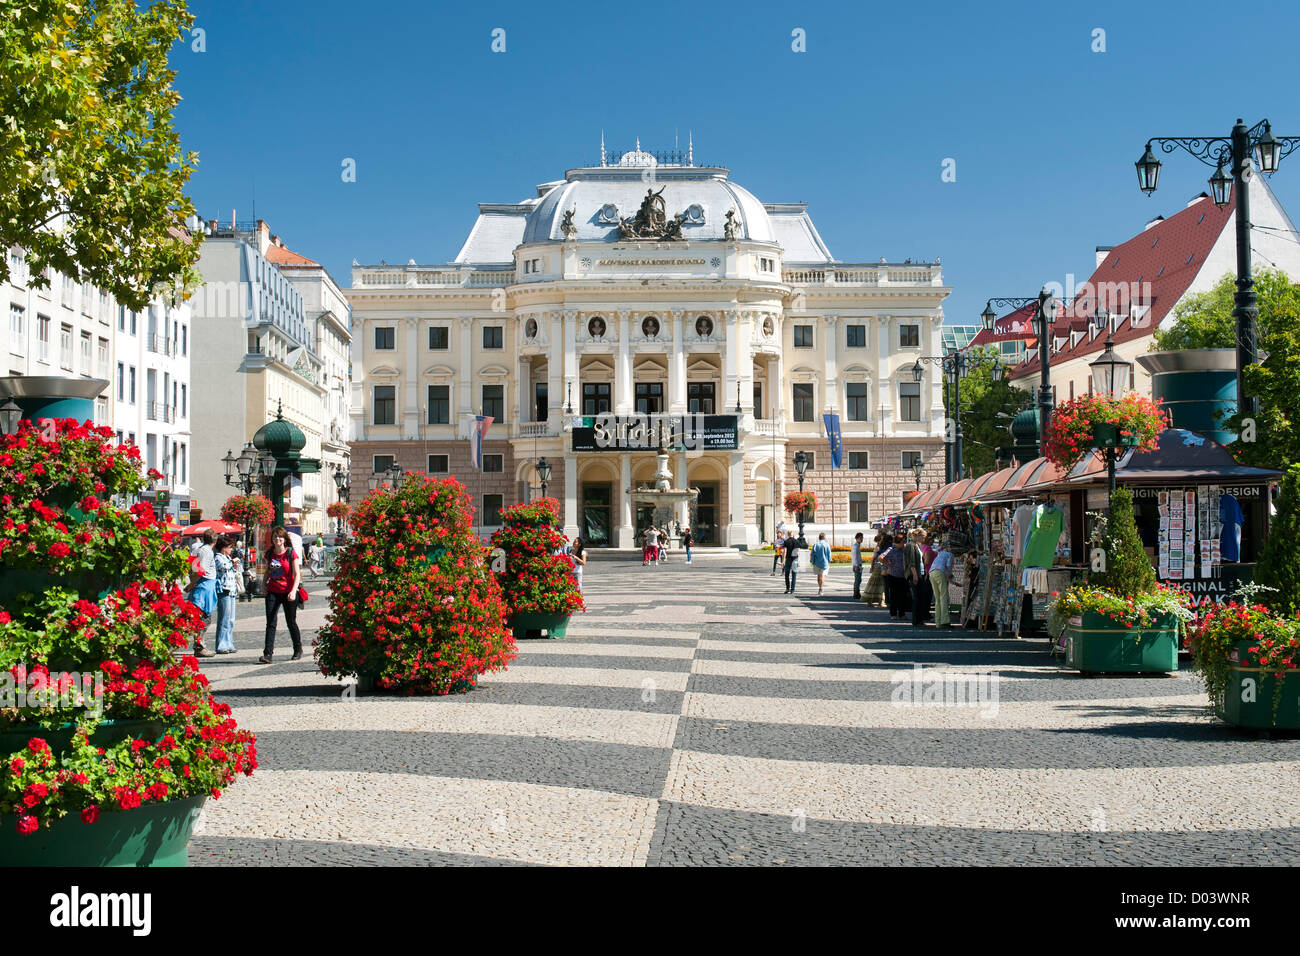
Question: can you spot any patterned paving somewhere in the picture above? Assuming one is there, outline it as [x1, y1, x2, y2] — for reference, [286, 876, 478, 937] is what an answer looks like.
[189, 558, 1300, 866]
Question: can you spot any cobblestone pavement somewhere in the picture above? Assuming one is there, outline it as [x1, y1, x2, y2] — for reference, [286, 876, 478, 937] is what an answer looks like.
[190, 556, 1300, 866]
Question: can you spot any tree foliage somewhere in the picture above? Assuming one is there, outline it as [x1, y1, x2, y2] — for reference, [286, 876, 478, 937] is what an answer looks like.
[0, 0, 202, 310]
[1090, 486, 1156, 598]
[1255, 464, 1300, 617]
[950, 346, 1031, 477]
[1151, 269, 1300, 351]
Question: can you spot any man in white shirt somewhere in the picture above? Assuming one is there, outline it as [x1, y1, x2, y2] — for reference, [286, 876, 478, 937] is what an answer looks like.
[851, 532, 864, 599]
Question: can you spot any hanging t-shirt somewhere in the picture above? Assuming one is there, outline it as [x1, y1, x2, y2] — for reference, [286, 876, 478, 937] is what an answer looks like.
[1219, 493, 1244, 563]
[1020, 505, 1064, 569]
[1012, 504, 1036, 561]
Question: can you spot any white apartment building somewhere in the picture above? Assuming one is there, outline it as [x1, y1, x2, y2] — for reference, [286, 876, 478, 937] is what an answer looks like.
[348, 147, 952, 547]
[189, 219, 329, 535]
[4, 245, 193, 517]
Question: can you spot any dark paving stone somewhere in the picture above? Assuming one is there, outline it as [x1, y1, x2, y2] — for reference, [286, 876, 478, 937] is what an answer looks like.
[685, 673, 1204, 703]
[466, 679, 683, 715]
[253, 730, 672, 799]
[514, 653, 694, 672]
[645, 802, 1300, 866]
[189, 836, 528, 866]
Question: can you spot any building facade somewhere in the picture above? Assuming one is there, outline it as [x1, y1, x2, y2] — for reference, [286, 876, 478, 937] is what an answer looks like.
[190, 219, 329, 535]
[5, 245, 194, 518]
[347, 150, 952, 547]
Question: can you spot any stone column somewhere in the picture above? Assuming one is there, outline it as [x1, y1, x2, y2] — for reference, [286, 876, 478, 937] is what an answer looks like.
[517, 352, 530, 425]
[726, 450, 747, 548]
[617, 451, 634, 548]
[403, 316, 419, 441]
[615, 310, 632, 413]
[669, 310, 686, 413]
[823, 313, 839, 413]
[676, 449, 689, 528]
[563, 452, 579, 540]
[724, 309, 740, 418]
[560, 309, 576, 421]
[458, 317, 473, 438]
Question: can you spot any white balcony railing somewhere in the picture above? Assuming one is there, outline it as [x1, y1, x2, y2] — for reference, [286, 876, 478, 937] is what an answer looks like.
[752, 418, 785, 438]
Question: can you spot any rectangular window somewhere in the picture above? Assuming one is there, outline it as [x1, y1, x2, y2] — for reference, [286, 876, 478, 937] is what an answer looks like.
[128, 365, 136, 404]
[483, 454, 503, 473]
[899, 382, 921, 421]
[534, 382, 548, 422]
[427, 454, 448, 473]
[582, 382, 610, 415]
[429, 326, 449, 350]
[793, 325, 813, 348]
[37, 314, 50, 362]
[482, 494, 504, 526]
[427, 384, 450, 424]
[373, 385, 396, 425]
[60, 323, 74, 370]
[846, 383, 870, 422]
[793, 383, 815, 422]
[846, 324, 866, 348]
[129, 310, 136, 335]
[117, 306, 126, 332]
[482, 384, 504, 421]
[145, 434, 157, 471]
[80, 331, 91, 374]
[849, 451, 870, 470]
[849, 491, 870, 522]
[372, 454, 394, 474]
[634, 382, 663, 415]
[180, 443, 187, 483]
[687, 382, 715, 415]
[181, 384, 187, 418]
[374, 326, 395, 350]
[482, 326, 503, 349]
[117, 362, 125, 401]
[752, 381, 763, 418]
[899, 324, 920, 348]
[9, 304, 24, 355]
[97, 337, 109, 376]
[901, 451, 923, 470]
[181, 324, 187, 355]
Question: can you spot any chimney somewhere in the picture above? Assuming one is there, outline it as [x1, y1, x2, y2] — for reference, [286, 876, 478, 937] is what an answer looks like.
[1095, 245, 1113, 269]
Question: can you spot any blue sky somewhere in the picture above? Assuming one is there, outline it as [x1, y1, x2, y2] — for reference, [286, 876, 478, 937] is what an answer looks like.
[173, 0, 1300, 328]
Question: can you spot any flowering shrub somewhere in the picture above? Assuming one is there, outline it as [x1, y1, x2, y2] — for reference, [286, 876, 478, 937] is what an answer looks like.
[315, 473, 515, 694]
[326, 501, 349, 520]
[219, 494, 273, 527]
[1042, 392, 1169, 471]
[784, 491, 817, 517]
[1189, 600, 1300, 724]
[1047, 582, 1193, 638]
[491, 498, 585, 617]
[0, 419, 256, 833]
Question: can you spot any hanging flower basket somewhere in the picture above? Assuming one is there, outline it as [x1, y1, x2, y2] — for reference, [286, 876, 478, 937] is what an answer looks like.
[326, 501, 349, 521]
[784, 491, 818, 516]
[1042, 392, 1168, 471]
[220, 494, 274, 527]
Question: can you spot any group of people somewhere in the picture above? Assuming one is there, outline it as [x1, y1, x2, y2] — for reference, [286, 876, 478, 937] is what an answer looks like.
[771, 524, 835, 596]
[858, 528, 955, 628]
[639, 524, 693, 566]
[184, 525, 307, 663]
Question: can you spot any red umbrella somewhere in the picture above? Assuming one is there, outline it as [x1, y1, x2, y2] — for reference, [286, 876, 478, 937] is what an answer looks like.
[182, 518, 243, 536]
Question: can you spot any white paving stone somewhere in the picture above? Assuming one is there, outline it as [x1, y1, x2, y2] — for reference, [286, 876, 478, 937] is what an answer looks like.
[513, 642, 696, 659]
[697, 639, 871, 655]
[480, 665, 690, 693]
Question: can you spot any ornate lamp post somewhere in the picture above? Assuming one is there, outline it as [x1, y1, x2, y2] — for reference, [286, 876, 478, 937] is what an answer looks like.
[1135, 119, 1300, 418]
[1089, 314, 1134, 502]
[981, 290, 1059, 455]
[536, 456, 552, 499]
[793, 450, 809, 547]
[252, 401, 320, 532]
[912, 352, 1004, 482]
[910, 456, 925, 492]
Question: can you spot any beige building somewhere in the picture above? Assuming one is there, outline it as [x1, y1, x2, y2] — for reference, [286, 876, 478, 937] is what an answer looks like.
[347, 148, 952, 547]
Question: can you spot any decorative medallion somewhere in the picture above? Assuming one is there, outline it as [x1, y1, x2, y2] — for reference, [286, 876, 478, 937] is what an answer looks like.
[763, 315, 774, 336]
[588, 316, 607, 338]
[710, 256, 721, 269]
[525, 318, 538, 339]
[695, 316, 714, 337]
[642, 316, 661, 338]
[597, 203, 620, 224]
[683, 203, 705, 224]
[580, 257, 592, 269]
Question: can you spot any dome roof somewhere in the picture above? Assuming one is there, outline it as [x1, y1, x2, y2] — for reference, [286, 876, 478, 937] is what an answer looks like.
[252, 402, 306, 459]
[519, 164, 776, 244]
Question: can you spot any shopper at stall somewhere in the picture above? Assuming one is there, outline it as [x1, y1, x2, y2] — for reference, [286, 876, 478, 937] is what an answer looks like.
[851, 532, 865, 599]
[783, 532, 801, 594]
[930, 538, 955, 629]
[880, 532, 907, 619]
[905, 529, 930, 627]
[861, 530, 887, 607]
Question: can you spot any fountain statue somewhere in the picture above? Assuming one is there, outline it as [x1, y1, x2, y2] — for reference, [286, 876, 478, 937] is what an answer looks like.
[628, 431, 700, 551]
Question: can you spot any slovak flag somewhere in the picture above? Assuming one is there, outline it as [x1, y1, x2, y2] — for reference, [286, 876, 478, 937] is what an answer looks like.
[823, 412, 843, 469]
[472, 414, 494, 469]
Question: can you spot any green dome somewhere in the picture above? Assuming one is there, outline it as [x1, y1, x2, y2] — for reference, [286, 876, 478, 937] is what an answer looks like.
[252, 402, 306, 459]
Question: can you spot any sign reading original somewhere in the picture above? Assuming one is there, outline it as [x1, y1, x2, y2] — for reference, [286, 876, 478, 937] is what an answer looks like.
[570, 413, 738, 452]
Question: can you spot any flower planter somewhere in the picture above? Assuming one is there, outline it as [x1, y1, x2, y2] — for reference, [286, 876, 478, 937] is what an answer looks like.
[0, 718, 169, 756]
[352, 671, 476, 695]
[509, 611, 570, 640]
[1091, 423, 1142, 449]
[1065, 610, 1179, 674]
[0, 568, 122, 609]
[1215, 641, 1300, 730]
[0, 794, 205, 867]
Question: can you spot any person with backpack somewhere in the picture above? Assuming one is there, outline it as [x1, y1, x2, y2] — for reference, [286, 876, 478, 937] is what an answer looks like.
[782, 532, 801, 594]
[259, 526, 303, 664]
[188, 530, 219, 658]
[212, 537, 240, 654]
[681, 526, 693, 565]
[810, 532, 833, 596]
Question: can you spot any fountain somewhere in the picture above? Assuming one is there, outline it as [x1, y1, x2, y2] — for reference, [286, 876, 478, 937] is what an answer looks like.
[628, 434, 699, 552]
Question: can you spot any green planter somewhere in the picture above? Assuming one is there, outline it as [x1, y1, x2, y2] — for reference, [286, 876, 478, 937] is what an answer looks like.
[1091, 423, 1142, 449]
[0, 718, 169, 757]
[510, 612, 570, 640]
[1216, 642, 1300, 729]
[1065, 610, 1179, 674]
[0, 794, 205, 867]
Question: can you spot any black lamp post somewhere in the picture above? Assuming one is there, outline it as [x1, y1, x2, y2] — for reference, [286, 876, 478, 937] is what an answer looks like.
[982, 290, 1058, 454]
[1089, 317, 1134, 504]
[910, 457, 924, 492]
[912, 351, 1003, 483]
[1135, 119, 1300, 419]
[793, 450, 809, 547]
[536, 456, 552, 498]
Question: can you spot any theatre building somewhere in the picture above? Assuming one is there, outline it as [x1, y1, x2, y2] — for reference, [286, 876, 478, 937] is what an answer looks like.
[347, 147, 951, 547]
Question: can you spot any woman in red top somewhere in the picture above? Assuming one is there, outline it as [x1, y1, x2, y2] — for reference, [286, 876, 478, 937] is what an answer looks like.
[259, 526, 303, 664]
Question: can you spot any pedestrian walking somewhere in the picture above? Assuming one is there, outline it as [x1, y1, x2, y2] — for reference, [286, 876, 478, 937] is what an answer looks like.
[851, 531, 865, 599]
[656, 526, 668, 565]
[810, 532, 832, 596]
[258, 526, 303, 664]
[930, 538, 955, 628]
[681, 526, 693, 565]
[771, 530, 784, 576]
[569, 537, 587, 592]
[782, 532, 801, 593]
[905, 529, 930, 628]
[213, 537, 239, 654]
[308, 541, 324, 579]
[188, 531, 219, 657]
[861, 530, 887, 607]
[880, 532, 907, 619]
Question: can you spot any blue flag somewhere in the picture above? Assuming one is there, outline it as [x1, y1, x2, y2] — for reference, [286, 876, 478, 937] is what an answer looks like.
[823, 413, 843, 469]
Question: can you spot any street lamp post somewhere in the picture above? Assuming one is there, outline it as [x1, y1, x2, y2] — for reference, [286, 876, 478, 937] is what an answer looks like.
[536, 456, 552, 499]
[910, 457, 924, 492]
[982, 290, 1058, 454]
[1088, 310, 1133, 504]
[912, 352, 1003, 482]
[793, 450, 809, 548]
[1135, 118, 1300, 419]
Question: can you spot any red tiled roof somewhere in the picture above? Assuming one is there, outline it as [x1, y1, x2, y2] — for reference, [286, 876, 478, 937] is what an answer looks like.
[969, 302, 1039, 348]
[265, 242, 320, 268]
[1009, 195, 1234, 380]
